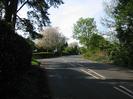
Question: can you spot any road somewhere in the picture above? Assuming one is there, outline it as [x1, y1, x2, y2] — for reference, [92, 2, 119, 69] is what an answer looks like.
[39, 55, 133, 99]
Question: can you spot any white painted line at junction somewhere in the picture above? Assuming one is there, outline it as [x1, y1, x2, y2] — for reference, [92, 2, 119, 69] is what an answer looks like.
[77, 63, 106, 80]
[80, 69, 99, 79]
[114, 86, 133, 98]
[119, 85, 133, 95]
[69, 63, 76, 67]
[87, 69, 106, 80]
[61, 58, 67, 62]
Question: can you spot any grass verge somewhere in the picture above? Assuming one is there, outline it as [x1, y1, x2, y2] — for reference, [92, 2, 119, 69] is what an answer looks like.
[31, 58, 41, 65]
[83, 51, 111, 63]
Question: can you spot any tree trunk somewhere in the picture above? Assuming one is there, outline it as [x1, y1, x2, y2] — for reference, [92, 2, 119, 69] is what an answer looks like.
[4, 1, 12, 23]
[4, 0, 18, 31]
[12, 0, 18, 29]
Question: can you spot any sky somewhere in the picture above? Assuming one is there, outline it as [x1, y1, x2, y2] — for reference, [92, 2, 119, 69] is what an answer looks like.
[18, 0, 106, 43]
[48, 0, 106, 43]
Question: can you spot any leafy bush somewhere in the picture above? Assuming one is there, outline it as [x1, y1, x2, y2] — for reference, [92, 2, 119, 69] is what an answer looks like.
[0, 21, 32, 98]
[0, 21, 32, 78]
[63, 47, 79, 55]
[32, 52, 54, 59]
[83, 49, 110, 63]
[109, 43, 133, 68]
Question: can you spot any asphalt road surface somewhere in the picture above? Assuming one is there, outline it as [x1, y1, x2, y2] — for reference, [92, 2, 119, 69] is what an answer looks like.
[39, 55, 133, 99]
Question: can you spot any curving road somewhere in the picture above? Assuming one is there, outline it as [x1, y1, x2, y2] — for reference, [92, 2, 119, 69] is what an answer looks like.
[39, 55, 133, 99]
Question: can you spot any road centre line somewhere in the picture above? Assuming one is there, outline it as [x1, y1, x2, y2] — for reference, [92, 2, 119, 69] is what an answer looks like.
[114, 86, 133, 98]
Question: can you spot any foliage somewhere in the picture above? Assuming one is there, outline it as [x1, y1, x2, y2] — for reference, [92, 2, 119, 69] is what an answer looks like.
[0, 0, 63, 38]
[17, 18, 43, 39]
[62, 42, 80, 55]
[73, 17, 97, 48]
[84, 50, 110, 63]
[0, 20, 32, 79]
[32, 52, 54, 59]
[35, 27, 66, 53]
[73, 17, 112, 63]
[80, 34, 111, 63]
[63, 46, 79, 55]
[89, 33, 111, 51]
[103, 0, 133, 67]
[26, 38, 36, 50]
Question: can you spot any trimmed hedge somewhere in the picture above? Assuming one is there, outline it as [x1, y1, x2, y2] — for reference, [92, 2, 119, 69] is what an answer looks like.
[0, 21, 32, 98]
[0, 21, 32, 77]
[32, 52, 54, 59]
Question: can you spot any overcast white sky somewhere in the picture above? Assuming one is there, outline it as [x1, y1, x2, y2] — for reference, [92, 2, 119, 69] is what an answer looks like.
[48, 0, 105, 43]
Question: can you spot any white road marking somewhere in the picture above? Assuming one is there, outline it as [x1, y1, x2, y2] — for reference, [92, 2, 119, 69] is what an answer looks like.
[80, 69, 99, 79]
[119, 85, 133, 95]
[69, 63, 76, 67]
[114, 86, 133, 98]
[77, 63, 106, 80]
[87, 69, 106, 80]
[61, 58, 67, 62]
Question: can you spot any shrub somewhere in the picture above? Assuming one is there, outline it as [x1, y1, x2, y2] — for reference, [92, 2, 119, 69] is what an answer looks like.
[0, 20, 32, 79]
[63, 47, 79, 55]
[32, 52, 54, 59]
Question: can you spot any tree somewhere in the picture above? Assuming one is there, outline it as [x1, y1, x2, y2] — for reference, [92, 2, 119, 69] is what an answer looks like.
[89, 33, 110, 51]
[68, 42, 79, 48]
[103, 0, 133, 66]
[68, 42, 79, 55]
[101, 0, 118, 42]
[0, 0, 63, 37]
[73, 17, 97, 49]
[35, 27, 66, 52]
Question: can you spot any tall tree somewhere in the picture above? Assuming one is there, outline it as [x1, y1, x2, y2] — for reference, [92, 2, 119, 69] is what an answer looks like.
[103, 0, 133, 66]
[0, 0, 63, 37]
[73, 17, 97, 49]
[36, 27, 66, 52]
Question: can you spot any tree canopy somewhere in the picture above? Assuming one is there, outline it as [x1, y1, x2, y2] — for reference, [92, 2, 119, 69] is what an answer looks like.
[0, 0, 63, 38]
[36, 27, 66, 52]
[73, 17, 97, 48]
[103, 0, 133, 66]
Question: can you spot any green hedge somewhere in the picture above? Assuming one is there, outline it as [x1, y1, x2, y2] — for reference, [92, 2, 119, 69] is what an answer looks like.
[32, 52, 54, 59]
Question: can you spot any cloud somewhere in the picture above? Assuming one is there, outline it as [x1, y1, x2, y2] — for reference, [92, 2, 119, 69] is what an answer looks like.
[48, 0, 105, 42]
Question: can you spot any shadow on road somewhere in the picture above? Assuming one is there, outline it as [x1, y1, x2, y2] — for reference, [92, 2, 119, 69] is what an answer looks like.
[46, 68, 133, 99]
[1, 65, 51, 99]
[37, 57, 133, 99]
[41, 61, 133, 72]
